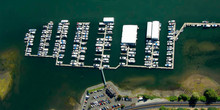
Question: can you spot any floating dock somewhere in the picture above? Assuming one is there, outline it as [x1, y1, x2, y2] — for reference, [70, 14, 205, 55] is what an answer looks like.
[93, 17, 114, 69]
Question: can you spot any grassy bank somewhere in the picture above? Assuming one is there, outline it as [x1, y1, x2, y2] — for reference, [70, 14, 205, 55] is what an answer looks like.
[0, 48, 20, 100]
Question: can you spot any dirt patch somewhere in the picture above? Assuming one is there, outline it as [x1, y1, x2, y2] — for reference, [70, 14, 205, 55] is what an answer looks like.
[181, 74, 220, 95]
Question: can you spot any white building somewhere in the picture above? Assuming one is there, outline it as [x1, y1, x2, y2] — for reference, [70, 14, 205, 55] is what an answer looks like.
[146, 21, 161, 40]
[121, 25, 139, 45]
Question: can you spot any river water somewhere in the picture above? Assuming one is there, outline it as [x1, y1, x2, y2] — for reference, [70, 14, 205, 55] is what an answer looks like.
[0, 0, 220, 110]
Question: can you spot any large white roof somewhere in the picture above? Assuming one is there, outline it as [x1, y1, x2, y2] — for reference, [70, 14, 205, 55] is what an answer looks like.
[146, 22, 152, 38]
[121, 25, 138, 44]
[103, 17, 114, 22]
[152, 21, 160, 40]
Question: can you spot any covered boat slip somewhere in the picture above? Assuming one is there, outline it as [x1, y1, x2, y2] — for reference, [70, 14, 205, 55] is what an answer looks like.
[121, 25, 139, 45]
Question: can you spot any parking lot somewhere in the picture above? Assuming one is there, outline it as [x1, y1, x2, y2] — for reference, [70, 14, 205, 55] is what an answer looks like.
[81, 83, 138, 110]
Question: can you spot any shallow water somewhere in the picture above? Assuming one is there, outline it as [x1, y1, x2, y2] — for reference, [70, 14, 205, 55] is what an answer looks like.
[0, 0, 220, 109]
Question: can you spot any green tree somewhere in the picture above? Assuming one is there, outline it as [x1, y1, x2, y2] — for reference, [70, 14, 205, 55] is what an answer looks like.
[217, 96, 220, 101]
[190, 92, 200, 102]
[117, 95, 122, 101]
[178, 94, 189, 101]
[143, 95, 150, 100]
[200, 96, 207, 102]
[208, 107, 217, 110]
[201, 108, 205, 110]
[169, 96, 178, 101]
[124, 95, 129, 98]
[204, 89, 218, 101]
[159, 106, 168, 110]
[121, 104, 125, 109]
[194, 108, 198, 110]
[177, 108, 185, 110]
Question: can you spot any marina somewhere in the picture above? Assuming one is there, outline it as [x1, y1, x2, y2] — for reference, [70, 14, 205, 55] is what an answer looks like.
[24, 19, 220, 70]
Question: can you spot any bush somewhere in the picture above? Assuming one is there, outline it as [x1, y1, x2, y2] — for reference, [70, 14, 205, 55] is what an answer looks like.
[217, 96, 220, 101]
[178, 94, 189, 101]
[204, 89, 218, 102]
[190, 92, 200, 102]
[159, 106, 168, 110]
[201, 108, 206, 110]
[124, 95, 129, 98]
[200, 96, 207, 102]
[117, 95, 122, 101]
[208, 107, 217, 110]
[177, 108, 185, 110]
[169, 96, 178, 101]
[121, 104, 125, 109]
[194, 108, 198, 110]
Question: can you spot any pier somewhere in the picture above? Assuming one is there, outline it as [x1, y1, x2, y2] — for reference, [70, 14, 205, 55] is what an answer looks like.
[24, 20, 220, 71]
[100, 68, 107, 86]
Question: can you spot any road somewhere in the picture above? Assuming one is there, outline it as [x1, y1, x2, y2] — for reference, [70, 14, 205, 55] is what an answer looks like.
[124, 101, 220, 110]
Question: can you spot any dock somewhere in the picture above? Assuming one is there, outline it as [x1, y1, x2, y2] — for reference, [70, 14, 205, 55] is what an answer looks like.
[70, 22, 90, 67]
[93, 17, 114, 69]
[37, 21, 54, 57]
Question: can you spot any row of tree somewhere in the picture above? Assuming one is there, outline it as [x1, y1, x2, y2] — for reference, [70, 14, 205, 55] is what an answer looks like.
[159, 106, 219, 110]
[168, 89, 220, 102]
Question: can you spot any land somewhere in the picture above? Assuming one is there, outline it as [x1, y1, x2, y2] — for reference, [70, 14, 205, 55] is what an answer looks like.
[0, 49, 19, 100]
[79, 72, 220, 110]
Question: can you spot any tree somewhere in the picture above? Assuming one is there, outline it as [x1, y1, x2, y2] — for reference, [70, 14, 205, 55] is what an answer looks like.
[117, 95, 122, 101]
[178, 94, 189, 101]
[190, 92, 200, 102]
[194, 108, 198, 110]
[217, 96, 220, 101]
[124, 95, 129, 98]
[208, 107, 218, 110]
[169, 96, 178, 101]
[159, 106, 168, 110]
[143, 95, 150, 100]
[177, 108, 185, 110]
[121, 104, 125, 109]
[204, 89, 218, 102]
[200, 96, 207, 102]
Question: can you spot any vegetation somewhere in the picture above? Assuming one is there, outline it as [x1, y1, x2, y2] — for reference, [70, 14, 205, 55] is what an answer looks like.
[194, 108, 198, 110]
[124, 95, 129, 98]
[200, 96, 207, 102]
[159, 106, 168, 110]
[208, 107, 218, 110]
[204, 89, 218, 102]
[190, 92, 200, 102]
[121, 104, 125, 109]
[87, 86, 104, 93]
[178, 94, 189, 101]
[0, 49, 19, 100]
[169, 96, 178, 101]
[137, 94, 159, 100]
[116, 95, 122, 101]
[217, 96, 220, 101]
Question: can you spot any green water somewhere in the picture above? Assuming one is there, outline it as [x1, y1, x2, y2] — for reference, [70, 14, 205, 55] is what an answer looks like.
[1, 0, 220, 110]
